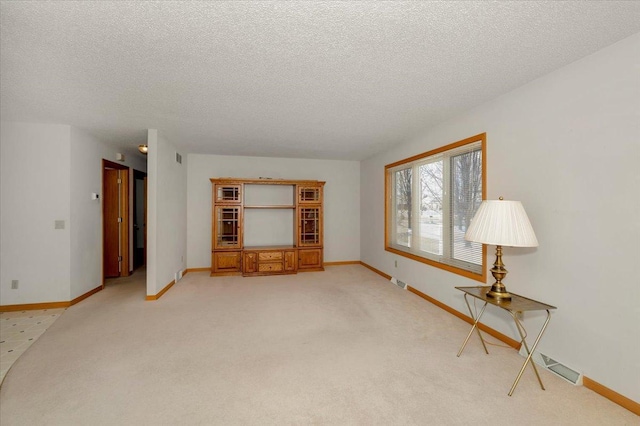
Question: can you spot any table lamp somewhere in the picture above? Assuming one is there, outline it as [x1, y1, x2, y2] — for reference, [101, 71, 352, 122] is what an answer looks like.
[464, 197, 538, 301]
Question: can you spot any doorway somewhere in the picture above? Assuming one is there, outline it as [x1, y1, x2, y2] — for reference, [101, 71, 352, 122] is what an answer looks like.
[103, 160, 130, 279]
[133, 169, 147, 270]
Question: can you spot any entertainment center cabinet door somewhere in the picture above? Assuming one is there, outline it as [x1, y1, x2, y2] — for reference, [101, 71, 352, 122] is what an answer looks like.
[298, 248, 323, 271]
[284, 250, 297, 272]
[298, 185, 323, 204]
[213, 206, 242, 250]
[298, 207, 321, 247]
[213, 251, 241, 274]
[243, 252, 257, 274]
[214, 184, 242, 204]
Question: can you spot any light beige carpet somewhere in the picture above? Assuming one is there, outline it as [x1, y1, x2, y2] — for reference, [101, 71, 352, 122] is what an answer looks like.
[0, 265, 636, 425]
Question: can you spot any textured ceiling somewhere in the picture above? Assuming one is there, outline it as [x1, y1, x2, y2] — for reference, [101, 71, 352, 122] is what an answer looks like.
[2, 1, 640, 160]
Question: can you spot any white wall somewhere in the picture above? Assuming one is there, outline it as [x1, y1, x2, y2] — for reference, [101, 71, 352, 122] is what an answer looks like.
[69, 127, 147, 300]
[360, 33, 640, 402]
[146, 129, 187, 296]
[1, 122, 72, 304]
[0, 122, 147, 306]
[187, 154, 360, 268]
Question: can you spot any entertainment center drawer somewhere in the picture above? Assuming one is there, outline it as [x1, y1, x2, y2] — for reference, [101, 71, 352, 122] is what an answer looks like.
[258, 263, 283, 272]
[259, 251, 283, 261]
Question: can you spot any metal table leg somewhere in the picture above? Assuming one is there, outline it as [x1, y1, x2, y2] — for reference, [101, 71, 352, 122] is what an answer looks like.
[508, 310, 552, 396]
[457, 294, 489, 357]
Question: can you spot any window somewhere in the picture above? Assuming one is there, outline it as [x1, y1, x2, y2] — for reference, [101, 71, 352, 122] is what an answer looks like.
[385, 133, 486, 281]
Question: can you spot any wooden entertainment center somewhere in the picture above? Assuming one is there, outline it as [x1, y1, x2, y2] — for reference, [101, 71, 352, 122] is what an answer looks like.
[210, 178, 325, 277]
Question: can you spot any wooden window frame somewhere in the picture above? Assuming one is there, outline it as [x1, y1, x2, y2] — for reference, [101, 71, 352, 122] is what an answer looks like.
[384, 133, 487, 282]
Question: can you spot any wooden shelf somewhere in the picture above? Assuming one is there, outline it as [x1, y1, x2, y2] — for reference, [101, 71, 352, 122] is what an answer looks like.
[244, 245, 297, 250]
[244, 205, 296, 209]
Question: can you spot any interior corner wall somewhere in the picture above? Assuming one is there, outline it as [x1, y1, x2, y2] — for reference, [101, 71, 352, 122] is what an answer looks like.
[0, 122, 72, 304]
[186, 154, 361, 269]
[360, 33, 640, 402]
[69, 127, 147, 300]
[146, 129, 187, 296]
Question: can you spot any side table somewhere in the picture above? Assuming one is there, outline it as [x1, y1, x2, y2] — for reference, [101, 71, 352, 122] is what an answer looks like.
[455, 286, 556, 396]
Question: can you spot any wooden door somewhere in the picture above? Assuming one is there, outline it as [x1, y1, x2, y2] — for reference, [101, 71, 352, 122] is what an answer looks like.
[118, 170, 130, 277]
[104, 169, 120, 277]
[103, 162, 130, 279]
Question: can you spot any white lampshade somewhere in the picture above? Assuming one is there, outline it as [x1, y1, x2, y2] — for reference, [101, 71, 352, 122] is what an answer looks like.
[465, 199, 538, 247]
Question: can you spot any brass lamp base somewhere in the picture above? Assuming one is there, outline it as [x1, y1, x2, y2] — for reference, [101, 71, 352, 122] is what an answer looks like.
[487, 284, 512, 301]
[487, 245, 512, 301]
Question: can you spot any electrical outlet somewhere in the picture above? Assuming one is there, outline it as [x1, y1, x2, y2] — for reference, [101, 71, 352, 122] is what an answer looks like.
[55, 220, 65, 229]
[11, 280, 19, 289]
[394, 260, 398, 268]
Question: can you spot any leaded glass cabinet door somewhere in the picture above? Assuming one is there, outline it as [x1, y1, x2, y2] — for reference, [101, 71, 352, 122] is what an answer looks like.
[214, 206, 242, 249]
[298, 206, 321, 246]
[298, 186, 322, 204]
[214, 184, 242, 204]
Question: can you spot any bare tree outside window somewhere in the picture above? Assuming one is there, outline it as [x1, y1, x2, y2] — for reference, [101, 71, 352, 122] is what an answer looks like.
[420, 160, 443, 210]
[395, 168, 412, 247]
[419, 161, 443, 254]
[452, 150, 483, 264]
[453, 150, 482, 232]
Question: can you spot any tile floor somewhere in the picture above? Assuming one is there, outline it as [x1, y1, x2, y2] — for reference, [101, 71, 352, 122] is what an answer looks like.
[0, 308, 66, 384]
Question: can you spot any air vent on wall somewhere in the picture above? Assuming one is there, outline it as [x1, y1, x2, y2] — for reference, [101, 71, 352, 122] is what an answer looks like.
[176, 152, 182, 164]
[519, 346, 583, 385]
[390, 277, 407, 289]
